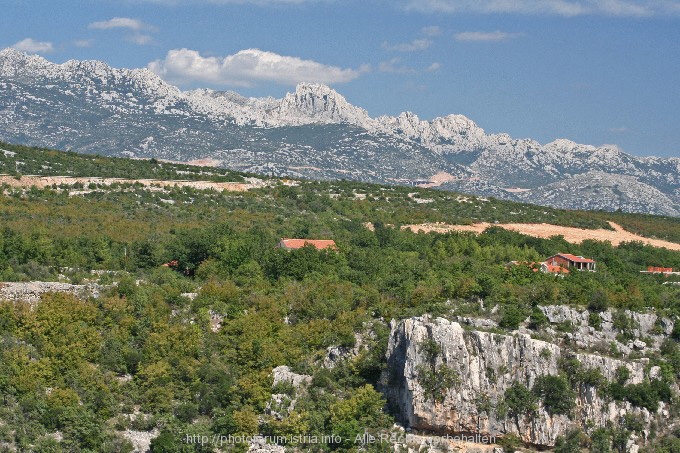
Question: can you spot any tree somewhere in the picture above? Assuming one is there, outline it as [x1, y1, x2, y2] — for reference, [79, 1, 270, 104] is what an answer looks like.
[329, 385, 391, 448]
[499, 304, 526, 330]
[503, 382, 538, 425]
[554, 429, 584, 453]
[532, 375, 575, 416]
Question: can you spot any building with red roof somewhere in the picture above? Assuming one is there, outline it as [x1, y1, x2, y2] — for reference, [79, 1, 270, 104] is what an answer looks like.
[544, 253, 596, 272]
[540, 262, 570, 275]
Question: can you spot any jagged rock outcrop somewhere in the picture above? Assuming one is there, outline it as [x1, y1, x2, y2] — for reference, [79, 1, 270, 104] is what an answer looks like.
[383, 316, 667, 449]
[0, 281, 103, 303]
[247, 436, 286, 453]
[266, 366, 312, 421]
[540, 305, 674, 354]
[271, 365, 312, 389]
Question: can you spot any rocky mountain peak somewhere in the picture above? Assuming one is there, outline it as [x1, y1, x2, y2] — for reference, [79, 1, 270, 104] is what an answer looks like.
[276, 82, 372, 125]
[0, 48, 50, 76]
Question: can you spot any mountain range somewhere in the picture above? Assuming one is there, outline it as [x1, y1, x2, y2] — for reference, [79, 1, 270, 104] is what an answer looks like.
[1, 48, 678, 216]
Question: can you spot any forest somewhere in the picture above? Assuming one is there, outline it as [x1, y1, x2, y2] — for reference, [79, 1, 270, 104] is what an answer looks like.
[0, 143, 680, 452]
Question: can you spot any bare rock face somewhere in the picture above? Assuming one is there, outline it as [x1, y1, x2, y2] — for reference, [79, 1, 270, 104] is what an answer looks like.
[247, 436, 286, 453]
[540, 305, 674, 354]
[266, 366, 312, 420]
[0, 281, 103, 304]
[271, 365, 311, 389]
[382, 317, 662, 449]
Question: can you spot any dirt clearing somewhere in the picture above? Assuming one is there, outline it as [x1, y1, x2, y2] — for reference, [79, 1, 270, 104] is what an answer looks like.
[0, 174, 259, 192]
[403, 221, 680, 251]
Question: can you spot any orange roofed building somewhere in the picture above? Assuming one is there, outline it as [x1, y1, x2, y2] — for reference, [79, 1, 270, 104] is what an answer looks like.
[278, 238, 337, 251]
[540, 262, 570, 275]
[544, 253, 596, 272]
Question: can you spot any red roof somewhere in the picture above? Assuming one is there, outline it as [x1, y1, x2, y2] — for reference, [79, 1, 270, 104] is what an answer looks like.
[554, 253, 595, 264]
[279, 239, 337, 250]
[542, 263, 570, 274]
[647, 266, 673, 273]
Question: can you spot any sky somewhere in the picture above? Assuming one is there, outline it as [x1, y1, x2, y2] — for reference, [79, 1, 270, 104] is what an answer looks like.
[2, 0, 680, 158]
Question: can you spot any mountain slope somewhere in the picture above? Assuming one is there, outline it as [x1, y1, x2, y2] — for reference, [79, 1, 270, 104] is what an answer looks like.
[0, 48, 678, 216]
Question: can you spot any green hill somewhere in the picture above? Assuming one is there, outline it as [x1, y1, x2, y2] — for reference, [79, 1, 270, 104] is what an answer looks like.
[0, 142, 679, 452]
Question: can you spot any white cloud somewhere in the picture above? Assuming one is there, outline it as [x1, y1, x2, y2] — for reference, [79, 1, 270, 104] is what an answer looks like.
[148, 48, 365, 87]
[73, 39, 93, 48]
[404, 0, 680, 17]
[11, 38, 54, 54]
[126, 34, 155, 45]
[609, 126, 628, 133]
[382, 39, 432, 52]
[89, 18, 157, 46]
[422, 25, 442, 36]
[379, 58, 442, 74]
[426, 62, 441, 72]
[378, 58, 416, 74]
[88, 17, 154, 31]
[454, 30, 523, 42]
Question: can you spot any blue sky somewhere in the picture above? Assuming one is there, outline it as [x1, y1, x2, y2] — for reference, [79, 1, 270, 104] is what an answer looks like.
[2, 0, 680, 158]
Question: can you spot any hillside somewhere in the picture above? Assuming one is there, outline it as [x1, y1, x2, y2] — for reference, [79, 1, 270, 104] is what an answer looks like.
[1, 143, 680, 451]
[2, 141, 680, 244]
[1, 48, 679, 217]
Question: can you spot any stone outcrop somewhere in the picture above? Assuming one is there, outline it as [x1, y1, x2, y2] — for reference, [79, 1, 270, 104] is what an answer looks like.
[271, 365, 312, 389]
[266, 366, 312, 421]
[120, 429, 159, 453]
[0, 281, 103, 304]
[383, 316, 666, 449]
[247, 436, 285, 453]
[540, 305, 674, 354]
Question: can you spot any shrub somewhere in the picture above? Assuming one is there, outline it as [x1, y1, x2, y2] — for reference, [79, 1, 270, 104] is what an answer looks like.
[589, 311, 602, 330]
[615, 366, 630, 385]
[417, 364, 459, 404]
[588, 290, 610, 312]
[554, 429, 585, 453]
[532, 375, 575, 416]
[671, 321, 680, 341]
[497, 433, 522, 453]
[529, 307, 548, 330]
[590, 428, 611, 453]
[329, 384, 392, 448]
[499, 304, 526, 330]
[418, 338, 442, 364]
[503, 382, 537, 420]
[613, 310, 636, 341]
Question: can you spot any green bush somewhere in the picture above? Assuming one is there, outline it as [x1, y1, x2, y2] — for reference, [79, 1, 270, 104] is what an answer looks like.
[416, 364, 460, 404]
[497, 433, 522, 453]
[590, 428, 611, 453]
[529, 307, 548, 330]
[499, 304, 526, 330]
[503, 382, 537, 420]
[554, 429, 585, 453]
[532, 375, 575, 416]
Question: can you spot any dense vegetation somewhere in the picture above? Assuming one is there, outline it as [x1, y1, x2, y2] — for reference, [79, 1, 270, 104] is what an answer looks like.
[0, 144, 679, 452]
[0, 142, 246, 182]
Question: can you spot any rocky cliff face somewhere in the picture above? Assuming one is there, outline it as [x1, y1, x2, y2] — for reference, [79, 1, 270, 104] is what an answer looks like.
[382, 316, 669, 449]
